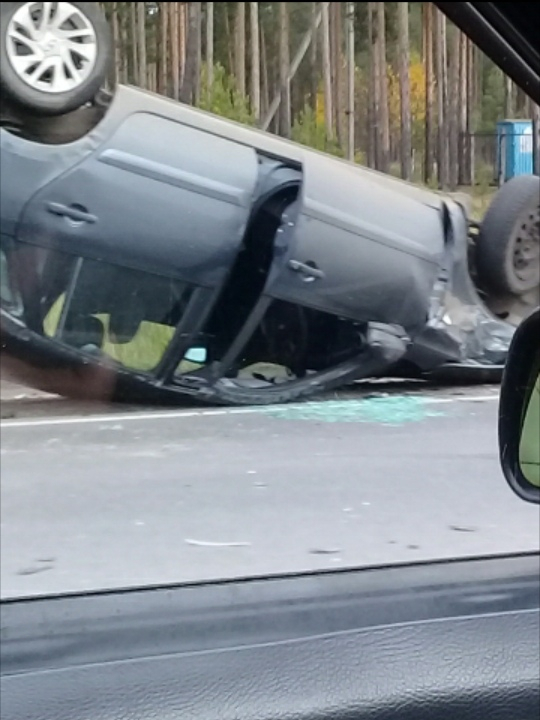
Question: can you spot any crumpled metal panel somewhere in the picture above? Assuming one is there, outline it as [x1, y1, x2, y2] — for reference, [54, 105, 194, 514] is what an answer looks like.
[402, 199, 515, 374]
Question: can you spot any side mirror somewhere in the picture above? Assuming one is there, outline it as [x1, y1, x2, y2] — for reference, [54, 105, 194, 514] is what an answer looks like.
[499, 308, 540, 504]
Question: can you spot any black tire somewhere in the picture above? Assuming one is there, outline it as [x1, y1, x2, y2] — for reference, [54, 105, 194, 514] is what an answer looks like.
[475, 174, 540, 296]
[0, 2, 112, 117]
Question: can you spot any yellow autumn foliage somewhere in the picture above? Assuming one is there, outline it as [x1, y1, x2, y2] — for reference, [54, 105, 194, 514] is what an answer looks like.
[313, 55, 427, 150]
[387, 54, 426, 136]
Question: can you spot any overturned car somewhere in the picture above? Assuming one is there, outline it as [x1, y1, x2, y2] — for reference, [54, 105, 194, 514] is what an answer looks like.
[1, 2, 539, 406]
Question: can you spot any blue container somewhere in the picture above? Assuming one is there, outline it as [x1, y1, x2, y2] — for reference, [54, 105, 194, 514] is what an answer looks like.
[496, 119, 534, 184]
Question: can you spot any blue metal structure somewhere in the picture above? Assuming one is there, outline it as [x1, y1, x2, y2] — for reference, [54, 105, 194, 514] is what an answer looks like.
[496, 119, 534, 184]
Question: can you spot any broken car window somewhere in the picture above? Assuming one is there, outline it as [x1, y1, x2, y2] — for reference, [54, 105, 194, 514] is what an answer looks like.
[45, 256, 194, 373]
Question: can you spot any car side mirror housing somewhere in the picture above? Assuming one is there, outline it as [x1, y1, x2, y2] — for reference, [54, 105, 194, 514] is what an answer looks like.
[499, 308, 540, 504]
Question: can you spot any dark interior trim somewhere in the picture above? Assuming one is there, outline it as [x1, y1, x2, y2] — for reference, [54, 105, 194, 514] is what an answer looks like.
[435, 2, 540, 105]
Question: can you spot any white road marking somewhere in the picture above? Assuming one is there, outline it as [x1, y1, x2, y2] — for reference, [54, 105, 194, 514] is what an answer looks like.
[0, 393, 499, 429]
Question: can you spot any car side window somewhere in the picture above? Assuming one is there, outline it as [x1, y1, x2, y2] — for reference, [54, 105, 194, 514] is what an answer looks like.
[42, 253, 193, 373]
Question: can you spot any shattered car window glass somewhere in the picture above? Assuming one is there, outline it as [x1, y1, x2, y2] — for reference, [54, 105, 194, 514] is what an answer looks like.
[4, 240, 194, 373]
[45, 258, 192, 373]
[0, 246, 22, 317]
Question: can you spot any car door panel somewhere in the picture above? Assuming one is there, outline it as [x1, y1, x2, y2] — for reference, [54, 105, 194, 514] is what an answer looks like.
[266, 153, 447, 331]
[16, 113, 259, 289]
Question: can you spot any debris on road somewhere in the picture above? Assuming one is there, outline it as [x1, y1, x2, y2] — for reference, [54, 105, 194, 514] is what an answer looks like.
[185, 539, 252, 548]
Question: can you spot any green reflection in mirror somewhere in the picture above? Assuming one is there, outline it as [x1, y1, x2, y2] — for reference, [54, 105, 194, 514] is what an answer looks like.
[519, 368, 540, 488]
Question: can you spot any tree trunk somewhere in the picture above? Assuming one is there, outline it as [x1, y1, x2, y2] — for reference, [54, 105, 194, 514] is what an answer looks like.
[137, 2, 147, 89]
[377, 2, 390, 173]
[458, 30, 468, 185]
[321, 1, 333, 140]
[250, 2, 260, 119]
[196, 3, 202, 104]
[278, 2, 291, 138]
[179, 2, 187, 86]
[261, 26, 269, 118]
[310, 1, 318, 113]
[331, 2, 344, 146]
[448, 26, 460, 190]
[423, 2, 434, 183]
[398, 2, 412, 180]
[235, 2, 246, 95]
[346, 1, 355, 161]
[466, 38, 475, 184]
[367, 2, 378, 168]
[158, 3, 169, 95]
[130, 2, 139, 86]
[206, 2, 214, 100]
[194, 1, 202, 104]
[515, 87, 528, 117]
[180, 1, 202, 105]
[171, 4, 180, 98]
[223, 4, 233, 75]
[109, 2, 120, 88]
[148, 64, 156, 93]
[261, 6, 324, 131]
[118, 3, 128, 84]
[474, 45, 481, 112]
[434, 8, 448, 188]
[147, 15, 157, 93]
[504, 75, 514, 117]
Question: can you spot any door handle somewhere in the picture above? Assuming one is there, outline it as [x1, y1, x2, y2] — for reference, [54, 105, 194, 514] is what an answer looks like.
[288, 259, 325, 280]
[47, 202, 97, 224]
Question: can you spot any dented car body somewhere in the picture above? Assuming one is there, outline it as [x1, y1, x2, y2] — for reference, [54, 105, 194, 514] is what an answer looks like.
[0, 84, 537, 406]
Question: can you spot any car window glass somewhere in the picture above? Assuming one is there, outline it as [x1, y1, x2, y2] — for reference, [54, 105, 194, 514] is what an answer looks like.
[0, 245, 23, 316]
[45, 256, 194, 373]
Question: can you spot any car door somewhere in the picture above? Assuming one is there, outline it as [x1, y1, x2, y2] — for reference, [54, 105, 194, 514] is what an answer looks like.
[265, 151, 448, 334]
[16, 111, 259, 290]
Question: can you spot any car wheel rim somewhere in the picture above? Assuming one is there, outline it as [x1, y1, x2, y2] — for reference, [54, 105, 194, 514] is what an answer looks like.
[6, 2, 98, 94]
[511, 206, 540, 286]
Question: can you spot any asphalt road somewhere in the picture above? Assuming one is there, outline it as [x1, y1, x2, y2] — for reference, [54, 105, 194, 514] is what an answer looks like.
[1, 387, 539, 599]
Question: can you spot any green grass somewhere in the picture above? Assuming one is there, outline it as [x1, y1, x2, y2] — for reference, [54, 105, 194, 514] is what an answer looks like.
[467, 185, 496, 221]
[386, 161, 496, 221]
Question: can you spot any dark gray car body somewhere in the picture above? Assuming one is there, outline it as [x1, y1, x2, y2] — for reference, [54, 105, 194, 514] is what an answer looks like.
[0, 84, 514, 406]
